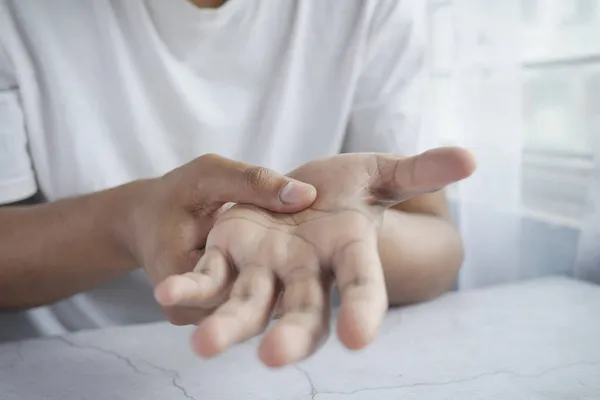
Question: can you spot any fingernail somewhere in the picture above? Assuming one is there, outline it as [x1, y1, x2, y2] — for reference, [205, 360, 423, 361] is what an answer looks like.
[422, 187, 443, 194]
[215, 202, 236, 218]
[222, 202, 236, 211]
[279, 181, 314, 204]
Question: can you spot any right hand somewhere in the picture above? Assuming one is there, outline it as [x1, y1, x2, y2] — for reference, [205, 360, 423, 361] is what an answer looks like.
[123, 154, 316, 326]
[153, 147, 475, 367]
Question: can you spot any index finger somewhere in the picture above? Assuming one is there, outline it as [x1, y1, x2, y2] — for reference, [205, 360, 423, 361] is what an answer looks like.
[154, 247, 233, 308]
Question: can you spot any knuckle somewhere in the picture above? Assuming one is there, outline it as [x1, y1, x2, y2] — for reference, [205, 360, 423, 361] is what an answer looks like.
[406, 155, 418, 188]
[367, 156, 406, 204]
[243, 166, 275, 191]
[340, 274, 372, 292]
[198, 153, 221, 165]
[374, 155, 398, 188]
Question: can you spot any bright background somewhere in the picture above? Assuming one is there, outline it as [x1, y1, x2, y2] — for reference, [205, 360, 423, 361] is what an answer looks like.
[425, 0, 599, 288]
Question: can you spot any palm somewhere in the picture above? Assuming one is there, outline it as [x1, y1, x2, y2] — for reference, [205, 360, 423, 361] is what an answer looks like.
[213, 182, 381, 280]
[214, 206, 376, 271]
[157, 149, 475, 367]
[211, 153, 406, 284]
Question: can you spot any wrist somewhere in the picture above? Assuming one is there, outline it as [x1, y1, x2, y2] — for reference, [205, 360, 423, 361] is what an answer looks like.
[104, 178, 157, 270]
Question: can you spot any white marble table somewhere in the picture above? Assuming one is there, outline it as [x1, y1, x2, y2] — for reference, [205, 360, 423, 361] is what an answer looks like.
[1, 277, 600, 400]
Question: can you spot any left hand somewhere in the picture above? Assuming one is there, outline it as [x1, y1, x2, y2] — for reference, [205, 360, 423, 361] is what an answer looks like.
[155, 147, 475, 367]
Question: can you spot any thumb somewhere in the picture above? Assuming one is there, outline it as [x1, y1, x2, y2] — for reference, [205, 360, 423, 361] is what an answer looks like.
[195, 154, 317, 213]
[371, 147, 476, 201]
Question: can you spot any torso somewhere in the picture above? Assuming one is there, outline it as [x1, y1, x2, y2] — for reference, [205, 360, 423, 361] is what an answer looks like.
[0, 0, 389, 330]
[2, 0, 378, 200]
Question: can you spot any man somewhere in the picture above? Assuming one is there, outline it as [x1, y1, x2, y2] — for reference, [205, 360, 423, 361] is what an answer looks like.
[0, 0, 473, 367]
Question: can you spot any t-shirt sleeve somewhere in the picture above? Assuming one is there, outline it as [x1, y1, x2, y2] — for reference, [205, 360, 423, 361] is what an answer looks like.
[343, 0, 436, 156]
[0, 33, 37, 205]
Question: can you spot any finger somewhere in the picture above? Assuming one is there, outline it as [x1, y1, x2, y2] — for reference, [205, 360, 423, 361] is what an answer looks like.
[259, 267, 332, 368]
[333, 236, 388, 350]
[146, 242, 216, 327]
[370, 147, 476, 202]
[161, 304, 217, 327]
[154, 247, 233, 308]
[196, 153, 317, 212]
[190, 266, 278, 358]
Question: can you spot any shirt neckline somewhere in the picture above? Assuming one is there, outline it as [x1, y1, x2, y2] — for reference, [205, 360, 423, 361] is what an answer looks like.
[142, 0, 246, 61]
[144, 0, 244, 28]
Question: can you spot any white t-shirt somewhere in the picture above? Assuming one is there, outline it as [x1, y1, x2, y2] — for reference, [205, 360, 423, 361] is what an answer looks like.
[0, 0, 431, 332]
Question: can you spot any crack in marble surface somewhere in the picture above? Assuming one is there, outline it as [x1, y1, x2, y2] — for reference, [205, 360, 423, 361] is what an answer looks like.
[23, 335, 600, 399]
[293, 359, 600, 397]
[170, 377, 196, 400]
[55, 337, 197, 400]
[136, 360, 197, 400]
[14, 342, 25, 362]
[294, 365, 317, 400]
[7, 341, 25, 365]
[4, 279, 598, 399]
[56, 337, 145, 375]
[2, 341, 25, 370]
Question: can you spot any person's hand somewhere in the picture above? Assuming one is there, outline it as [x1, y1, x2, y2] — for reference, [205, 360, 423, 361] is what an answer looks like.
[125, 154, 316, 326]
[155, 147, 476, 366]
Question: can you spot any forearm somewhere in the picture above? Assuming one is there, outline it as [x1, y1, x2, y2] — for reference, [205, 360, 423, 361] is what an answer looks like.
[0, 181, 145, 310]
[378, 209, 464, 306]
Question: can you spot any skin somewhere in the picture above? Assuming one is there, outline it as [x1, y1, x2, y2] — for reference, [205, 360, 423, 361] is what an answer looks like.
[1, 0, 473, 366]
[188, 0, 227, 7]
[0, 146, 474, 366]
[155, 147, 476, 367]
[0, 154, 317, 321]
